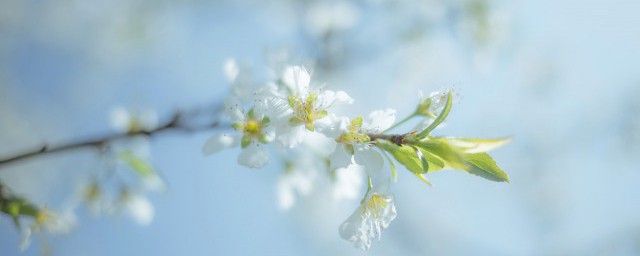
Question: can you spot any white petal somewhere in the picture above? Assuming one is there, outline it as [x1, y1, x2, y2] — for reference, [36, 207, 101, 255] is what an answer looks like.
[142, 175, 166, 192]
[334, 90, 354, 104]
[364, 108, 396, 133]
[224, 96, 245, 121]
[202, 134, 238, 155]
[302, 131, 337, 156]
[276, 125, 306, 148]
[354, 149, 384, 177]
[282, 65, 310, 96]
[237, 143, 269, 168]
[139, 108, 159, 131]
[339, 207, 373, 251]
[332, 164, 364, 200]
[126, 194, 154, 226]
[317, 90, 336, 108]
[19, 228, 32, 251]
[277, 177, 295, 211]
[109, 106, 131, 132]
[329, 144, 353, 171]
[224, 58, 239, 83]
[379, 195, 397, 229]
[315, 113, 344, 139]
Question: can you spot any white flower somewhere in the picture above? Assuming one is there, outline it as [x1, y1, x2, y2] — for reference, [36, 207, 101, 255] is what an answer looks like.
[109, 106, 158, 133]
[120, 191, 154, 226]
[20, 209, 77, 251]
[328, 109, 396, 176]
[339, 181, 397, 251]
[417, 89, 459, 116]
[203, 100, 274, 168]
[331, 164, 365, 201]
[224, 58, 255, 102]
[266, 65, 352, 148]
[276, 161, 317, 211]
[415, 89, 459, 131]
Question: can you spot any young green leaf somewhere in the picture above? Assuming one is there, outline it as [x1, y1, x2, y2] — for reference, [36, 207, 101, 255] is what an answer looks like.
[412, 146, 430, 174]
[414, 173, 432, 186]
[378, 142, 443, 174]
[462, 153, 510, 182]
[417, 90, 453, 138]
[412, 139, 467, 170]
[443, 137, 512, 153]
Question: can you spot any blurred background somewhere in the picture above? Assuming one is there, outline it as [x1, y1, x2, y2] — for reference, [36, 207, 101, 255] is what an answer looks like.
[1, 0, 640, 255]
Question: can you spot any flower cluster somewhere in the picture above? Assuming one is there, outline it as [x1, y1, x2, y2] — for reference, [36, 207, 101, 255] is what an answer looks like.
[204, 59, 510, 250]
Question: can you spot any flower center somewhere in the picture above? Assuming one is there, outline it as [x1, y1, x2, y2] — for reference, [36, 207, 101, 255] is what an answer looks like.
[244, 120, 261, 136]
[288, 93, 327, 128]
[367, 194, 388, 217]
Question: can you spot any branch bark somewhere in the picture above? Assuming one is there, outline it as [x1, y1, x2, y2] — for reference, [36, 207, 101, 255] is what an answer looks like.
[0, 110, 226, 168]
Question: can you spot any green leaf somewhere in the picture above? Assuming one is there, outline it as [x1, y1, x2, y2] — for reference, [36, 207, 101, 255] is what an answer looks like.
[412, 139, 467, 170]
[119, 151, 155, 177]
[417, 90, 453, 138]
[444, 137, 512, 153]
[462, 153, 510, 182]
[378, 142, 443, 174]
[412, 146, 430, 174]
[414, 173, 432, 186]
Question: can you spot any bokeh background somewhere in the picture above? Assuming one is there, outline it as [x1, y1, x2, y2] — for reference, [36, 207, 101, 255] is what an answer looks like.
[1, 0, 640, 255]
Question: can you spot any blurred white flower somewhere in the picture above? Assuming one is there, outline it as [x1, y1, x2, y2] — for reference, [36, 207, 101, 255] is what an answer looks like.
[119, 191, 154, 226]
[331, 164, 365, 201]
[20, 209, 77, 251]
[306, 1, 361, 37]
[339, 181, 397, 250]
[276, 162, 317, 211]
[109, 106, 158, 133]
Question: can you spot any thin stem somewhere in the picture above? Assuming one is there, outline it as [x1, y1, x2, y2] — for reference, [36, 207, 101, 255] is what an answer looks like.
[382, 113, 417, 134]
[0, 110, 226, 168]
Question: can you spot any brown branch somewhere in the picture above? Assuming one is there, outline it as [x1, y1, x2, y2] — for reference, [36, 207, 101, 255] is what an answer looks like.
[0, 111, 226, 168]
[369, 132, 417, 146]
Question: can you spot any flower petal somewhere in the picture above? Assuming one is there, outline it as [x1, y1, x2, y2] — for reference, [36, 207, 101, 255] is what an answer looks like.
[276, 125, 306, 148]
[339, 207, 373, 251]
[334, 90, 354, 105]
[364, 108, 396, 133]
[202, 134, 239, 155]
[237, 143, 269, 168]
[224, 96, 245, 121]
[354, 149, 384, 177]
[332, 164, 364, 200]
[109, 106, 131, 133]
[329, 144, 353, 171]
[282, 65, 310, 96]
[126, 194, 154, 226]
[224, 58, 239, 83]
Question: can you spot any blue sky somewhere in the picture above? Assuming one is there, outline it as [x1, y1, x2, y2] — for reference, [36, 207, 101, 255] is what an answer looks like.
[1, 0, 640, 255]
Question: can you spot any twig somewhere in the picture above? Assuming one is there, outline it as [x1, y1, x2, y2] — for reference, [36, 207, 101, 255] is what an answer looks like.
[0, 110, 226, 168]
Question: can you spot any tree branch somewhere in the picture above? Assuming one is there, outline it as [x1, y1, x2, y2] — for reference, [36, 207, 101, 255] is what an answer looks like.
[0, 109, 227, 168]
